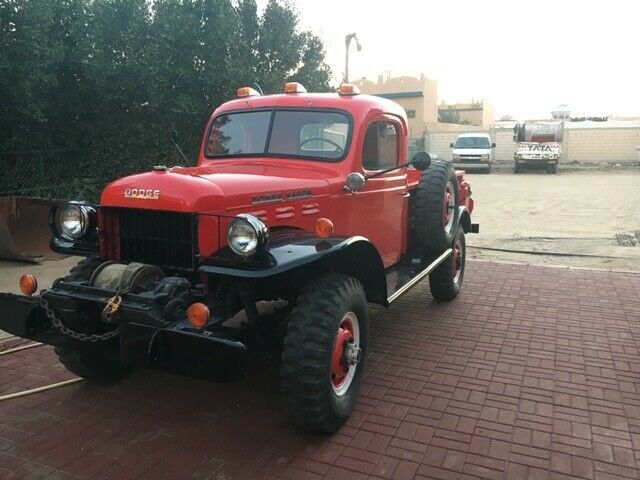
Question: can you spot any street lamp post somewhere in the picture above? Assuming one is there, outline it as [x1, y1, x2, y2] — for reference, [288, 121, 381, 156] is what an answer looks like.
[344, 33, 362, 83]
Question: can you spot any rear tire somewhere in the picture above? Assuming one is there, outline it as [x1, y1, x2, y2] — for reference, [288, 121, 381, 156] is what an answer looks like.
[429, 226, 466, 301]
[281, 274, 368, 433]
[55, 343, 130, 383]
[412, 161, 460, 253]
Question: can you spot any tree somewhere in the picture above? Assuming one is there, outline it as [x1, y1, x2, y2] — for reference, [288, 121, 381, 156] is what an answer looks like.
[256, 0, 331, 93]
[290, 32, 331, 92]
[0, 0, 333, 200]
[438, 107, 461, 124]
[0, 0, 60, 150]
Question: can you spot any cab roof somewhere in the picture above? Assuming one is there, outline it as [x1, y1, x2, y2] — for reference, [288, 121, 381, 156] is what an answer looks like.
[214, 92, 408, 123]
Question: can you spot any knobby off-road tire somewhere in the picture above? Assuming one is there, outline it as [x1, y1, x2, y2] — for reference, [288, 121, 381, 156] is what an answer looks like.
[412, 161, 460, 253]
[429, 226, 466, 301]
[281, 274, 368, 433]
[55, 343, 130, 383]
[66, 257, 102, 282]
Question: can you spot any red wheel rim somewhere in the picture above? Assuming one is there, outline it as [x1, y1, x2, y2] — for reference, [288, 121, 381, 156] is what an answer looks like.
[442, 182, 455, 233]
[443, 188, 452, 225]
[331, 312, 360, 395]
[452, 239, 463, 283]
[331, 323, 353, 388]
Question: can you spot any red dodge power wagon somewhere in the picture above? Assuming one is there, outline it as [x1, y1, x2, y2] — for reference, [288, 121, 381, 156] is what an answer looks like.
[0, 82, 478, 432]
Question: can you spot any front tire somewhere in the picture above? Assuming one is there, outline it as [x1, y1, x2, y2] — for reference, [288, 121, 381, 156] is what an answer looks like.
[281, 274, 368, 433]
[429, 226, 466, 301]
[55, 343, 130, 383]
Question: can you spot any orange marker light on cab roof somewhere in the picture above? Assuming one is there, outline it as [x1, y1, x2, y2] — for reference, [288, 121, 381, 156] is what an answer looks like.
[187, 302, 210, 328]
[19, 274, 38, 296]
[236, 86, 261, 98]
[315, 218, 334, 239]
[338, 84, 360, 96]
[284, 82, 307, 94]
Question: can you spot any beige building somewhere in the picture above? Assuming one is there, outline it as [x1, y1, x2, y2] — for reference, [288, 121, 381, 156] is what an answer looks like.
[438, 100, 495, 129]
[352, 74, 438, 138]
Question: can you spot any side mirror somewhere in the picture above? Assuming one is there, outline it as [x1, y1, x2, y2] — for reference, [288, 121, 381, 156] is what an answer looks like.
[411, 151, 431, 171]
[344, 172, 366, 193]
[491, 142, 496, 148]
[449, 143, 454, 148]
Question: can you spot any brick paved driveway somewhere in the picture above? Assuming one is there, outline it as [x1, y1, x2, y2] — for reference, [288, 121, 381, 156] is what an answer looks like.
[1, 261, 639, 480]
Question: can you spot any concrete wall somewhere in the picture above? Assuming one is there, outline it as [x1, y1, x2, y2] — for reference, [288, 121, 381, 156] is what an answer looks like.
[563, 127, 640, 163]
[425, 123, 640, 164]
[492, 129, 517, 161]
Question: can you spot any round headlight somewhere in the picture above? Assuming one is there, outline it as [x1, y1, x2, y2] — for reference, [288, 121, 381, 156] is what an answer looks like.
[227, 214, 269, 257]
[56, 203, 91, 241]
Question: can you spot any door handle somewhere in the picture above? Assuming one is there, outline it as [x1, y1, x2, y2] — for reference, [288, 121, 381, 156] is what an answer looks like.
[401, 192, 411, 198]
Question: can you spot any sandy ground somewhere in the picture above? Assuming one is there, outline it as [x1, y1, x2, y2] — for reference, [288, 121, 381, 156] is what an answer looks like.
[1, 170, 639, 339]
[464, 170, 640, 271]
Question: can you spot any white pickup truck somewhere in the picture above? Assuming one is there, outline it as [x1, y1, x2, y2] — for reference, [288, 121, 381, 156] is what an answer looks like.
[513, 122, 563, 174]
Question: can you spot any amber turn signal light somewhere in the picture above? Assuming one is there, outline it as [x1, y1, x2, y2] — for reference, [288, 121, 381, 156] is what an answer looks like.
[236, 86, 261, 97]
[19, 274, 38, 296]
[187, 302, 210, 328]
[338, 83, 360, 96]
[284, 82, 307, 94]
[315, 218, 334, 239]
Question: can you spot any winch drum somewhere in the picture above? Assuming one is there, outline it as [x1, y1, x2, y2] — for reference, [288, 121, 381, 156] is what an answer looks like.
[89, 262, 164, 293]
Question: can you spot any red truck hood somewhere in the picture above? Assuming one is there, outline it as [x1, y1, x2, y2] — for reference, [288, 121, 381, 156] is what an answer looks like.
[100, 160, 340, 212]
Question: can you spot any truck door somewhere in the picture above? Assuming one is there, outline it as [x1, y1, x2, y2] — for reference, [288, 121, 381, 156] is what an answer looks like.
[353, 118, 407, 268]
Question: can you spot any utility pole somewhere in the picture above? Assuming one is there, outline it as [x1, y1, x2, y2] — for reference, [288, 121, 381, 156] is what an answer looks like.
[344, 33, 362, 83]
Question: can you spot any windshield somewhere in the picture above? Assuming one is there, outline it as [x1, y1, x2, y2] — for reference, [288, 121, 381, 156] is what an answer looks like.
[454, 136, 491, 149]
[206, 109, 351, 161]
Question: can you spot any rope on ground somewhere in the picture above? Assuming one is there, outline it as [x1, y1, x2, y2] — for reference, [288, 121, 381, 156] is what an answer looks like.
[468, 245, 633, 259]
[0, 378, 83, 402]
[0, 342, 44, 356]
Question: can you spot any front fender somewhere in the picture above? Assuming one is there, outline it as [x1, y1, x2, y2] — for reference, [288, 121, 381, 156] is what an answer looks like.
[457, 206, 479, 234]
[198, 229, 388, 304]
[458, 206, 471, 233]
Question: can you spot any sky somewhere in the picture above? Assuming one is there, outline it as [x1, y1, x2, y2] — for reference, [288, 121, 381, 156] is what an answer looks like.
[260, 0, 640, 120]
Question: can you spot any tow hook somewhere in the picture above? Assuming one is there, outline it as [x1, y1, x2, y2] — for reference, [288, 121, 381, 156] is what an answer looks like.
[344, 343, 361, 366]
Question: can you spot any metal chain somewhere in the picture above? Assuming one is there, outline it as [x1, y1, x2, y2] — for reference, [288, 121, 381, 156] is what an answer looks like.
[39, 290, 120, 343]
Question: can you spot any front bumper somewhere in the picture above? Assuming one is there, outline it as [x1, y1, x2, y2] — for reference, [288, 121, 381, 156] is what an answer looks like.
[0, 290, 247, 378]
[453, 161, 491, 170]
[515, 157, 558, 164]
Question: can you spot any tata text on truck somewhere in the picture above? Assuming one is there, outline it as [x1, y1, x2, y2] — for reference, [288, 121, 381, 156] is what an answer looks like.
[513, 122, 563, 174]
[0, 83, 478, 433]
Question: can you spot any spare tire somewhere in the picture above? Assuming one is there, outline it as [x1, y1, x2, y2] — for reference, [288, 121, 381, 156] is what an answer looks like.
[411, 161, 460, 253]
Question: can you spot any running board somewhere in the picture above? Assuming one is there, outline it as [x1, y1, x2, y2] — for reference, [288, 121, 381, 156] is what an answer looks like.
[386, 248, 452, 304]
